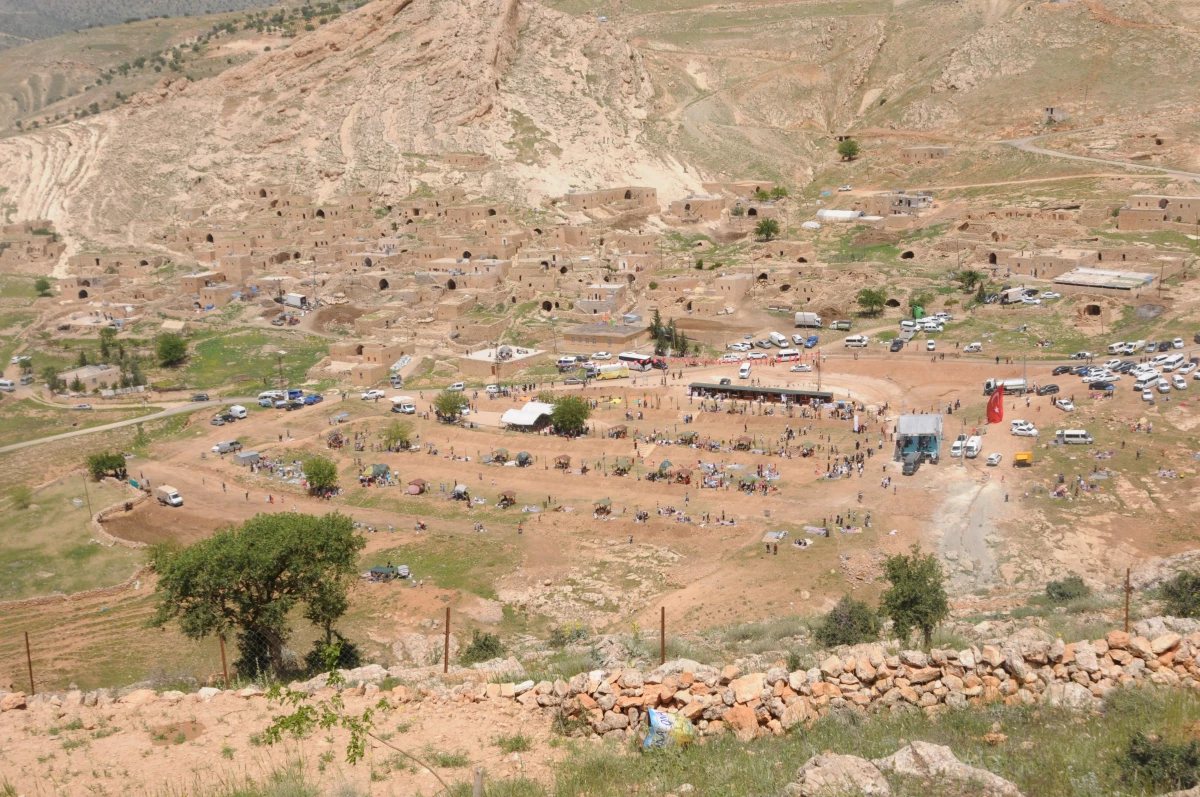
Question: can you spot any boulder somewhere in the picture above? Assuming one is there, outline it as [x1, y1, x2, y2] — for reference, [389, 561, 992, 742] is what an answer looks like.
[820, 656, 844, 678]
[1105, 630, 1130, 650]
[873, 741, 1023, 797]
[779, 699, 810, 729]
[788, 671, 808, 691]
[619, 670, 644, 689]
[1152, 633, 1182, 655]
[0, 692, 26, 712]
[472, 657, 527, 680]
[722, 704, 760, 742]
[900, 650, 929, 668]
[197, 687, 221, 701]
[786, 753, 891, 797]
[1045, 682, 1095, 710]
[730, 673, 766, 704]
[120, 689, 158, 705]
[513, 680, 535, 696]
[1073, 641, 1099, 674]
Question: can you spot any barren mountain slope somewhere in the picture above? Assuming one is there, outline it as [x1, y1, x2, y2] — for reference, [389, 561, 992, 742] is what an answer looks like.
[0, 0, 694, 244]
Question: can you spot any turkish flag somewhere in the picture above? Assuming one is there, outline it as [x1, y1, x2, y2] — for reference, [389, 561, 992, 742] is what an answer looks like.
[986, 384, 1005, 424]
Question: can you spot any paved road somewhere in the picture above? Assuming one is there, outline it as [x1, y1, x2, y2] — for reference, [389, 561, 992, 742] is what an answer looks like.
[1002, 114, 1200, 182]
[0, 398, 257, 454]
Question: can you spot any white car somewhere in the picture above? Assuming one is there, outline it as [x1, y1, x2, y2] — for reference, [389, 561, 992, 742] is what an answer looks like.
[1011, 423, 1039, 438]
[1105, 359, 1123, 370]
[964, 342, 983, 353]
[1173, 338, 1185, 349]
[592, 351, 612, 361]
[1020, 296, 1042, 305]
[791, 334, 806, 346]
[1054, 399, 1074, 412]
[790, 364, 813, 372]
[900, 320, 917, 331]
[1157, 379, 1171, 394]
[361, 389, 386, 400]
[448, 382, 465, 392]
[934, 312, 954, 322]
[485, 385, 501, 395]
[721, 353, 744, 363]
[926, 340, 936, 352]
[1041, 292, 1062, 299]
[1173, 375, 1188, 390]
[1179, 362, 1198, 376]
[838, 185, 852, 192]
[986, 453, 1003, 466]
[1083, 371, 1115, 384]
[747, 352, 768, 361]
[728, 342, 752, 352]
[1143, 389, 1155, 402]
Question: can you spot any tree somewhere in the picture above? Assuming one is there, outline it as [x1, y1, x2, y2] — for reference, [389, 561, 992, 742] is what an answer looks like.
[302, 454, 339, 494]
[955, 269, 984, 293]
[382, 419, 414, 451]
[908, 292, 932, 319]
[40, 365, 63, 392]
[75, 349, 88, 368]
[753, 189, 770, 202]
[769, 186, 789, 199]
[149, 512, 364, 678]
[98, 327, 117, 360]
[731, 205, 745, 217]
[18, 357, 32, 375]
[34, 278, 51, 297]
[837, 139, 860, 160]
[70, 377, 85, 393]
[647, 307, 664, 341]
[432, 389, 468, 420]
[754, 218, 780, 241]
[878, 545, 949, 647]
[156, 332, 187, 367]
[1162, 570, 1200, 619]
[8, 485, 33, 510]
[814, 595, 880, 647]
[1046, 575, 1090, 604]
[551, 395, 591, 437]
[856, 287, 887, 316]
[86, 451, 128, 481]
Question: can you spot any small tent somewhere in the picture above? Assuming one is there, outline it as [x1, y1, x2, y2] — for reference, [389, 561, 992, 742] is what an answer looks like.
[516, 451, 532, 467]
[594, 497, 612, 516]
[555, 455, 571, 470]
[498, 490, 516, 509]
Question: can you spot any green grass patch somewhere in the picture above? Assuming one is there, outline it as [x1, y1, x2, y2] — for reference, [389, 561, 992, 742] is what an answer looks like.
[0, 398, 154, 448]
[368, 531, 517, 600]
[183, 329, 328, 392]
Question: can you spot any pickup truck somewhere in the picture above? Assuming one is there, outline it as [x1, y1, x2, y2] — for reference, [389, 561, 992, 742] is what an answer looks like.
[156, 485, 183, 507]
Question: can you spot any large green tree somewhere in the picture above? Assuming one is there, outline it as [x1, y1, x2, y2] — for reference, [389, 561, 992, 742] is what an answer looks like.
[551, 395, 591, 437]
[156, 332, 188, 367]
[856, 287, 887, 316]
[955, 269, 985, 293]
[814, 595, 880, 647]
[878, 545, 948, 647]
[86, 451, 128, 481]
[837, 139, 860, 160]
[754, 218, 780, 241]
[34, 277, 52, 297]
[432, 389, 468, 419]
[302, 454, 339, 494]
[1163, 570, 1200, 619]
[149, 512, 365, 677]
[382, 419, 414, 451]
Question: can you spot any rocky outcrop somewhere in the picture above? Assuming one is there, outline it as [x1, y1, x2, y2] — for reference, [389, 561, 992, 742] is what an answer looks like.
[786, 753, 891, 796]
[873, 741, 1024, 796]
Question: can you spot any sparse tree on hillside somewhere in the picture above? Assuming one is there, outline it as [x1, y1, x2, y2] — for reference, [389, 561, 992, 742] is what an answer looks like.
[551, 395, 591, 437]
[86, 451, 127, 481]
[149, 512, 364, 678]
[815, 595, 880, 647]
[302, 454, 339, 494]
[955, 269, 985, 293]
[41, 365, 63, 392]
[856, 287, 887, 316]
[1162, 570, 1200, 619]
[770, 186, 789, 199]
[838, 139, 861, 161]
[432, 389, 468, 420]
[9, 485, 33, 510]
[879, 545, 948, 647]
[754, 219, 780, 241]
[99, 327, 117, 360]
[382, 419, 414, 451]
[34, 278, 51, 297]
[156, 332, 187, 367]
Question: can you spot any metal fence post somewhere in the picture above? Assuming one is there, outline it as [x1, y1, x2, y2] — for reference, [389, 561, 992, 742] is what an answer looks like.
[660, 606, 665, 666]
[444, 607, 450, 674]
[24, 631, 35, 695]
[472, 767, 483, 797]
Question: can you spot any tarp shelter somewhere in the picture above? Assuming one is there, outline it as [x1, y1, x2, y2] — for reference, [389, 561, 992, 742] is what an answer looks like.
[233, 450, 260, 466]
[367, 464, 389, 478]
[451, 484, 470, 499]
[735, 436, 752, 450]
[594, 497, 612, 515]
[368, 566, 399, 582]
[500, 401, 555, 430]
[609, 425, 628, 439]
[555, 455, 571, 469]
[739, 474, 759, 487]
[894, 414, 943, 462]
[675, 467, 692, 484]
[492, 448, 510, 463]
[516, 451, 532, 467]
[613, 456, 633, 475]
[408, 478, 427, 495]
[498, 490, 516, 508]
[678, 431, 697, 444]
[658, 460, 672, 472]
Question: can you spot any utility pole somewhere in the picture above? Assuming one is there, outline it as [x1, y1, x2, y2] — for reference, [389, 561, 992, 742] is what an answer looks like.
[276, 351, 286, 392]
[1124, 567, 1132, 633]
[81, 472, 93, 517]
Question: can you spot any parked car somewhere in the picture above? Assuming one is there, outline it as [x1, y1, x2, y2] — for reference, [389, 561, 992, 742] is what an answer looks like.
[1020, 296, 1041, 305]
[889, 339, 905, 352]
[964, 342, 983, 353]
[1011, 421, 1039, 437]
[1069, 351, 1091, 360]
[756, 339, 773, 349]
[485, 384, 502, 394]
[304, 394, 324, 405]
[718, 377, 732, 385]
[1174, 338, 1185, 349]
[448, 382, 465, 391]
[361, 389, 386, 400]
[1036, 384, 1059, 396]
[986, 453, 1003, 466]
[1180, 362, 1198, 376]
[1052, 365, 1072, 376]
[790, 364, 813, 372]
[592, 351, 612, 360]
[191, 393, 209, 402]
[1041, 291, 1062, 299]
[1090, 382, 1115, 391]
[1157, 378, 1172, 394]
[747, 351, 769, 361]
[1143, 389, 1155, 402]
[1054, 399, 1075, 412]
[210, 416, 225, 426]
[926, 340, 936, 352]
[1146, 342, 1160, 353]
[564, 377, 585, 385]
[1172, 375, 1188, 390]
[72, 403, 93, 410]
[838, 184, 852, 192]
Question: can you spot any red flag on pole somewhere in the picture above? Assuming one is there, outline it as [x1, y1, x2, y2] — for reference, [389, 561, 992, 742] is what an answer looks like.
[986, 384, 1005, 424]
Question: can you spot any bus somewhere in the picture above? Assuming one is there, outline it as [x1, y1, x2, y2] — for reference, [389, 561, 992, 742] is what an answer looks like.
[598, 363, 630, 380]
[618, 352, 653, 371]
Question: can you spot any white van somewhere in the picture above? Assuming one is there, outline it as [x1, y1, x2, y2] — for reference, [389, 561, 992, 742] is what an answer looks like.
[228, 404, 248, 419]
[964, 436, 982, 458]
[1056, 429, 1094, 445]
[738, 362, 752, 379]
[390, 396, 417, 414]
[844, 335, 869, 348]
[769, 332, 789, 348]
[0, 379, 15, 392]
[1134, 374, 1158, 391]
[950, 437, 965, 458]
[964, 342, 983, 353]
[777, 348, 801, 361]
[1107, 342, 1125, 354]
[1162, 354, 1184, 372]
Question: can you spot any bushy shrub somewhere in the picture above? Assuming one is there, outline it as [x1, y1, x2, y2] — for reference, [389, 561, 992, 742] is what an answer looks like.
[1046, 575, 1091, 604]
[814, 595, 880, 648]
[460, 630, 504, 665]
[1162, 570, 1200, 619]
[1120, 733, 1200, 790]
